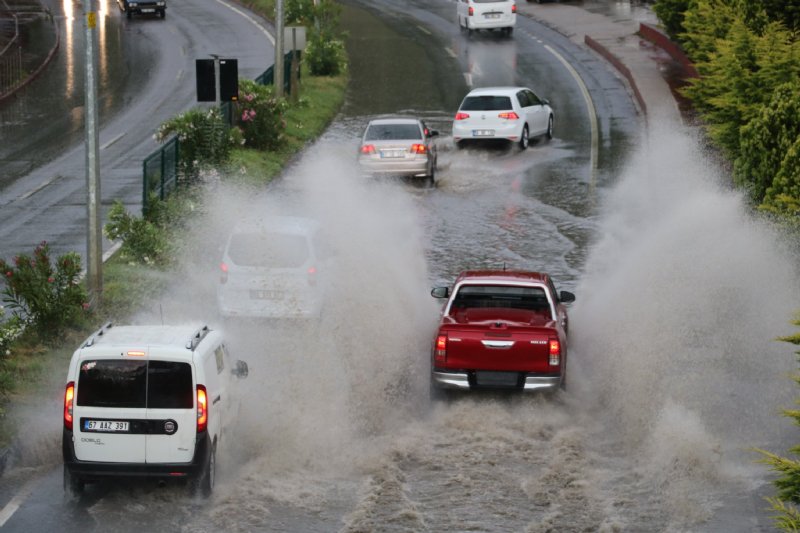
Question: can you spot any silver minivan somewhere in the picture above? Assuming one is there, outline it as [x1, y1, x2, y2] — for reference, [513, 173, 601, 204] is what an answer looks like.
[457, 0, 516, 36]
[62, 323, 248, 496]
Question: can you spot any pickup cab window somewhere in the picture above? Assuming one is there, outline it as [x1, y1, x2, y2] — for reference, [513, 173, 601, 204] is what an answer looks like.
[451, 285, 551, 315]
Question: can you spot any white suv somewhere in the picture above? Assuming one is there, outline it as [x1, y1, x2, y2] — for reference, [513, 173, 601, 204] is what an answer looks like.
[62, 323, 248, 496]
[457, 0, 516, 37]
[452, 86, 554, 149]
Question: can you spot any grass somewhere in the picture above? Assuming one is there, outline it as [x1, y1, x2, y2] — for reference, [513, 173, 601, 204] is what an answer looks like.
[0, 59, 348, 452]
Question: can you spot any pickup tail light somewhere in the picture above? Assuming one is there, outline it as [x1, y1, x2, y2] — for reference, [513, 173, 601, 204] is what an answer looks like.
[498, 112, 519, 120]
[455, 112, 470, 121]
[411, 144, 427, 154]
[360, 144, 376, 155]
[64, 382, 75, 430]
[220, 262, 228, 284]
[435, 334, 447, 364]
[549, 339, 560, 366]
[196, 385, 208, 433]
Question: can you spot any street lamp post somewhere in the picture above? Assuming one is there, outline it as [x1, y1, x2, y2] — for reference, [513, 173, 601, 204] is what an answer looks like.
[84, 0, 102, 306]
[274, 0, 284, 97]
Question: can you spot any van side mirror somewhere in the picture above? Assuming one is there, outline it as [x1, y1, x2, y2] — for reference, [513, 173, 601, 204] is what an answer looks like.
[560, 291, 575, 303]
[431, 286, 449, 299]
[232, 360, 249, 379]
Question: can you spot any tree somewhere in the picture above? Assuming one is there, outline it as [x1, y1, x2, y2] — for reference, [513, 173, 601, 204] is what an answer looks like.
[653, 0, 694, 41]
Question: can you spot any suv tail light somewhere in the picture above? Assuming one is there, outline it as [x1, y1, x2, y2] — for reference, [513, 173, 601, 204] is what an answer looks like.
[549, 339, 561, 366]
[64, 382, 75, 430]
[498, 112, 519, 120]
[360, 144, 376, 154]
[468, 6, 474, 16]
[196, 385, 208, 433]
[220, 262, 228, 284]
[411, 144, 427, 154]
[434, 334, 447, 364]
[455, 112, 470, 121]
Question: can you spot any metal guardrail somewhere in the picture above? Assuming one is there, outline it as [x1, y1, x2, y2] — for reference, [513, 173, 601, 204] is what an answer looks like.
[142, 52, 297, 211]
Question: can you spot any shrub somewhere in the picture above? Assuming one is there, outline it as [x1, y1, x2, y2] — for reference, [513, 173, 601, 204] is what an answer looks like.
[234, 79, 288, 150]
[0, 242, 88, 339]
[105, 201, 171, 267]
[305, 33, 346, 76]
[0, 311, 24, 356]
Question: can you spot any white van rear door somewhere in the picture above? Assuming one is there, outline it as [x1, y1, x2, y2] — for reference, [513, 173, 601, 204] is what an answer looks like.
[73, 358, 147, 463]
[145, 360, 197, 464]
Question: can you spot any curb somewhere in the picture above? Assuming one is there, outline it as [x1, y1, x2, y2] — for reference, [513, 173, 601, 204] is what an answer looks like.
[584, 34, 647, 117]
[0, 10, 60, 105]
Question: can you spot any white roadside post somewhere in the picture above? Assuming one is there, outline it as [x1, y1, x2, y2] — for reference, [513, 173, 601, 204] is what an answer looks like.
[84, 0, 102, 305]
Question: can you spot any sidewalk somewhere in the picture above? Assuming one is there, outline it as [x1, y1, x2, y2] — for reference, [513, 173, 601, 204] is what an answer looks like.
[517, 1, 690, 127]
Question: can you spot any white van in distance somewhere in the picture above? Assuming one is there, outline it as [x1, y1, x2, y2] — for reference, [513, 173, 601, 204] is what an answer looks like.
[62, 323, 248, 496]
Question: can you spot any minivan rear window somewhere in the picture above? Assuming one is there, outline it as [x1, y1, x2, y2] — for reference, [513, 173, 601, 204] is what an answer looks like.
[227, 232, 309, 268]
[460, 96, 513, 111]
[77, 360, 193, 409]
[365, 124, 422, 141]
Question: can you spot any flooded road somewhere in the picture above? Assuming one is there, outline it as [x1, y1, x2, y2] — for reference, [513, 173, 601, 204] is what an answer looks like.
[1, 1, 799, 531]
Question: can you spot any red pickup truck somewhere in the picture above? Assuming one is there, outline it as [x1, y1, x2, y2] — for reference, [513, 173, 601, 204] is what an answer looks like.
[429, 270, 575, 395]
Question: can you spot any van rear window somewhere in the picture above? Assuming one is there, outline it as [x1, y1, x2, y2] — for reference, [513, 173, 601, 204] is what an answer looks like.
[227, 232, 309, 268]
[77, 360, 193, 409]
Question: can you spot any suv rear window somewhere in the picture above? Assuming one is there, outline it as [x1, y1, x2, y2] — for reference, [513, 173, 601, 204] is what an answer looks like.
[227, 232, 310, 268]
[460, 96, 513, 111]
[365, 123, 422, 141]
[77, 360, 193, 409]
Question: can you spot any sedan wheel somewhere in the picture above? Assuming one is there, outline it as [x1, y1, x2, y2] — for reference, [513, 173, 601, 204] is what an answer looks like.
[546, 115, 554, 140]
[519, 125, 529, 150]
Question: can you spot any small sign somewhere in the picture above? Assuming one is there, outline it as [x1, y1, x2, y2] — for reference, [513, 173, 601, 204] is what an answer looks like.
[284, 26, 306, 51]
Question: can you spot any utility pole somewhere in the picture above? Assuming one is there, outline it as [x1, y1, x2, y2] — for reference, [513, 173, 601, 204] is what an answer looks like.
[274, 0, 284, 97]
[84, 0, 102, 305]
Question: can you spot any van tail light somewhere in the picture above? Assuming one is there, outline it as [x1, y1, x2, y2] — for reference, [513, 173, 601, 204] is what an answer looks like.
[455, 112, 470, 121]
[307, 266, 317, 286]
[498, 112, 519, 120]
[434, 334, 447, 364]
[512, 4, 517, 13]
[549, 339, 561, 366]
[220, 262, 228, 284]
[360, 144, 376, 154]
[411, 144, 427, 154]
[64, 382, 75, 430]
[468, 6, 474, 16]
[196, 385, 208, 433]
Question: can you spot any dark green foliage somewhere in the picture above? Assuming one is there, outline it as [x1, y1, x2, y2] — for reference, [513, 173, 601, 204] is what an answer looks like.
[653, 0, 693, 41]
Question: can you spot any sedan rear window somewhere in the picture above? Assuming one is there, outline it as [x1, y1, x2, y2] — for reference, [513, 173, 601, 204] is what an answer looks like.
[460, 96, 513, 111]
[77, 360, 193, 409]
[227, 232, 310, 268]
[365, 124, 422, 141]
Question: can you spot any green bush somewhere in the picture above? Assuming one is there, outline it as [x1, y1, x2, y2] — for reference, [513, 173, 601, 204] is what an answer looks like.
[155, 107, 241, 181]
[105, 201, 170, 267]
[0, 242, 88, 339]
[0, 311, 24, 356]
[653, 0, 692, 41]
[234, 79, 288, 150]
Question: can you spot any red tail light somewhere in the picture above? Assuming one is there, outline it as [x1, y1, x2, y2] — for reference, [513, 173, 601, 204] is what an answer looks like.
[360, 144, 376, 154]
[411, 144, 427, 154]
[455, 112, 470, 121]
[308, 266, 317, 286]
[512, 4, 516, 13]
[64, 382, 75, 430]
[549, 339, 561, 366]
[498, 112, 519, 120]
[468, 6, 474, 16]
[220, 262, 228, 284]
[434, 334, 447, 364]
[196, 385, 208, 433]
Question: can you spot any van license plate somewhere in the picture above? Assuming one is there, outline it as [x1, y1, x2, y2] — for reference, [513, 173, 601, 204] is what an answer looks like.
[473, 129, 494, 137]
[250, 289, 283, 300]
[85, 420, 129, 432]
[485, 13, 501, 19]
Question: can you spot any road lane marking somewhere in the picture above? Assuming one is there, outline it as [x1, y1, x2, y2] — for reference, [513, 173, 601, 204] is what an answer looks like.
[417, 25, 431, 35]
[19, 175, 61, 200]
[101, 132, 126, 150]
[463, 72, 473, 87]
[0, 476, 39, 527]
[175, 68, 184, 82]
[445, 47, 457, 59]
[214, 0, 274, 45]
[544, 43, 598, 183]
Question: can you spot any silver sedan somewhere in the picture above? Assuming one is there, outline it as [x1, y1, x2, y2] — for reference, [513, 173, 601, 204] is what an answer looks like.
[358, 118, 439, 184]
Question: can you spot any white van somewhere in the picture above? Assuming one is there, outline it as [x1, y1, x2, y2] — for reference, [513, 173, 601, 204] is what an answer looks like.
[457, 0, 517, 36]
[62, 323, 248, 496]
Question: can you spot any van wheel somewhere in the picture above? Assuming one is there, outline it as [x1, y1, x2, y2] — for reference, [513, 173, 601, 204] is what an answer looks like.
[64, 466, 84, 498]
[201, 443, 216, 497]
[519, 125, 529, 150]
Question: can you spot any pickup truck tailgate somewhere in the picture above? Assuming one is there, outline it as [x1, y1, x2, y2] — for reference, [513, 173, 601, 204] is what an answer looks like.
[441, 326, 555, 373]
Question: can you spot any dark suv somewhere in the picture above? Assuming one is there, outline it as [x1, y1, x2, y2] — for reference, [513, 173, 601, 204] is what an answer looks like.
[117, 0, 166, 19]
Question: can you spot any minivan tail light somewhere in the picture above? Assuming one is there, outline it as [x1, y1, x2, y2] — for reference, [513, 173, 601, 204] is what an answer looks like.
[411, 144, 426, 154]
[498, 112, 519, 120]
[64, 382, 75, 430]
[455, 112, 470, 121]
[220, 262, 228, 284]
[435, 334, 447, 364]
[549, 339, 561, 366]
[196, 385, 208, 433]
